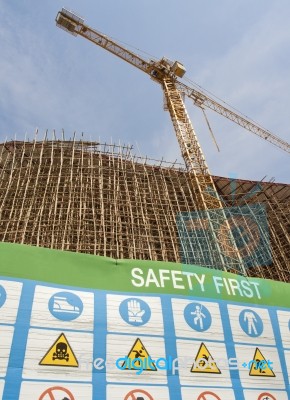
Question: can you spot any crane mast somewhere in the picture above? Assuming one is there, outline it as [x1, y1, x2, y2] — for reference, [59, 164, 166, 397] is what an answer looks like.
[55, 8, 290, 274]
[161, 77, 244, 272]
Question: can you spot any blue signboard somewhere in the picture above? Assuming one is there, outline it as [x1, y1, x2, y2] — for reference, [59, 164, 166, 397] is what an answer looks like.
[0, 243, 290, 400]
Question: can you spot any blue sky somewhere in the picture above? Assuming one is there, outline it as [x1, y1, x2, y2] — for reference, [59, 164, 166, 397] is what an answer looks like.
[0, 0, 289, 183]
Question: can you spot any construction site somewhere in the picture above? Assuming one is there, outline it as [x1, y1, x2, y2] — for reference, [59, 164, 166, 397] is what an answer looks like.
[0, 137, 289, 282]
[1, 6, 290, 400]
[0, 8, 289, 284]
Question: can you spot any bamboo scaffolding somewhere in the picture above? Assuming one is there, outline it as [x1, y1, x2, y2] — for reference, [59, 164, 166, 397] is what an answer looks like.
[0, 137, 289, 282]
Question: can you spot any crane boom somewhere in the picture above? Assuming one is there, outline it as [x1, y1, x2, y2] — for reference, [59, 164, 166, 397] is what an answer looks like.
[56, 9, 152, 75]
[177, 81, 290, 154]
[56, 8, 290, 156]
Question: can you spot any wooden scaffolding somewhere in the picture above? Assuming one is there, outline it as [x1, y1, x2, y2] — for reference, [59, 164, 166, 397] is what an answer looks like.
[0, 138, 289, 282]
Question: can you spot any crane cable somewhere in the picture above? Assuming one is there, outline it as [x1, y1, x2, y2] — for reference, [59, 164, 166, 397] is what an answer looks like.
[201, 108, 220, 152]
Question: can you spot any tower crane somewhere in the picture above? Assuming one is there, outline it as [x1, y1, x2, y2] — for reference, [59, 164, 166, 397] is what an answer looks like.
[55, 8, 290, 275]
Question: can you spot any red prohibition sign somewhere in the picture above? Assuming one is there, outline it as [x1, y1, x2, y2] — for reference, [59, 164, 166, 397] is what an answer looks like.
[197, 391, 222, 400]
[124, 389, 154, 400]
[257, 393, 277, 400]
[39, 386, 75, 400]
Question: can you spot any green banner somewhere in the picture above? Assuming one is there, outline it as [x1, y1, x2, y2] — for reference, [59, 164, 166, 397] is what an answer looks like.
[0, 242, 290, 399]
[0, 242, 289, 308]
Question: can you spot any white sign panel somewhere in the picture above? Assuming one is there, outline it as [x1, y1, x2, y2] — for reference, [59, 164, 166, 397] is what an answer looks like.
[31, 285, 94, 331]
[172, 299, 224, 341]
[19, 381, 92, 400]
[107, 294, 164, 336]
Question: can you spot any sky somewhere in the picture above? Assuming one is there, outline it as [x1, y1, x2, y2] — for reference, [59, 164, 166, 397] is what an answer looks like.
[0, 0, 289, 183]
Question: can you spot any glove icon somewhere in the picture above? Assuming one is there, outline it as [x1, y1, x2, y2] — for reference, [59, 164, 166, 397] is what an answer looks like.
[127, 299, 145, 323]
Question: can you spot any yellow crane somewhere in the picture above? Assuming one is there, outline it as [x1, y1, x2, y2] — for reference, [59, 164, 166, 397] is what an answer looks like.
[55, 8, 290, 275]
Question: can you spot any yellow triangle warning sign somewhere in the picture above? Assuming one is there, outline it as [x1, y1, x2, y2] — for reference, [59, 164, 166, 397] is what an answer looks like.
[191, 342, 221, 374]
[121, 338, 157, 371]
[39, 333, 78, 367]
[249, 348, 275, 377]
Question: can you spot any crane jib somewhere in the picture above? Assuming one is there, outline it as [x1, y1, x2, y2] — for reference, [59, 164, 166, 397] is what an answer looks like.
[55, 8, 289, 155]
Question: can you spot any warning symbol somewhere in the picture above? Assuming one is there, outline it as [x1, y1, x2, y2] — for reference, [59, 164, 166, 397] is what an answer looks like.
[39, 333, 78, 367]
[197, 392, 221, 400]
[191, 342, 221, 374]
[39, 386, 75, 400]
[257, 393, 277, 400]
[249, 348, 275, 377]
[122, 338, 157, 371]
[124, 389, 154, 400]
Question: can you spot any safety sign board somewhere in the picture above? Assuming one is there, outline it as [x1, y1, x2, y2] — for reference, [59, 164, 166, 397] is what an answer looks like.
[124, 389, 154, 400]
[257, 393, 276, 400]
[119, 298, 151, 326]
[39, 333, 79, 367]
[19, 381, 92, 399]
[182, 387, 236, 400]
[184, 302, 212, 331]
[122, 338, 157, 371]
[172, 299, 224, 342]
[30, 285, 94, 332]
[197, 392, 221, 400]
[48, 291, 83, 321]
[1, 242, 290, 399]
[106, 334, 167, 385]
[239, 309, 263, 337]
[107, 385, 169, 400]
[0, 284, 7, 307]
[39, 386, 75, 400]
[277, 310, 290, 348]
[249, 348, 275, 377]
[243, 390, 289, 400]
[107, 294, 164, 336]
[191, 342, 221, 374]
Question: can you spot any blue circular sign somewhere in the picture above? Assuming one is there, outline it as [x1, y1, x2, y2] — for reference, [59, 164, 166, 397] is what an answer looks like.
[119, 298, 151, 326]
[184, 302, 212, 332]
[0, 285, 7, 308]
[48, 291, 83, 321]
[239, 309, 263, 337]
